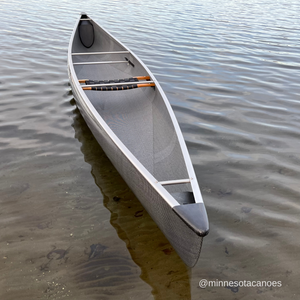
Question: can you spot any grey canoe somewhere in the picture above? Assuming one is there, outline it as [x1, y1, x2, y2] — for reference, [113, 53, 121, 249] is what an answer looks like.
[68, 13, 209, 267]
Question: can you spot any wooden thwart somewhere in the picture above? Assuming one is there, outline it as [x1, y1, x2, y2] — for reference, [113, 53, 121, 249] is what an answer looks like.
[79, 76, 151, 84]
[82, 82, 155, 91]
[83, 80, 154, 88]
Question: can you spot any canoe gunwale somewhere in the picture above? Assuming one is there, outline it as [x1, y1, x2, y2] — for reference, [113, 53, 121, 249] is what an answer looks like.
[67, 14, 204, 208]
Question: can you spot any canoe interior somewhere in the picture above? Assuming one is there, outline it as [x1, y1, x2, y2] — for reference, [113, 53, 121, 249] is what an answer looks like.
[72, 19, 194, 198]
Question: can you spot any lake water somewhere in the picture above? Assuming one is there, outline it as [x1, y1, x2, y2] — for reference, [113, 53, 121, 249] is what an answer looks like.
[1, 0, 300, 299]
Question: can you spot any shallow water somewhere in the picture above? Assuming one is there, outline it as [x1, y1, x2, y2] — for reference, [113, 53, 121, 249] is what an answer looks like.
[1, 0, 300, 299]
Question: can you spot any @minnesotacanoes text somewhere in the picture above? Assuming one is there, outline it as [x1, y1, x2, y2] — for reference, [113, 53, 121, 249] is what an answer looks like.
[199, 279, 282, 289]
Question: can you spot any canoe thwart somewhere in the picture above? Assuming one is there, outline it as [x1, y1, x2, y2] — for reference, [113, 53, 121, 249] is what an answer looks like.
[74, 57, 135, 66]
[73, 60, 128, 65]
[84, 80, 153, 88]
[82, 82, 155, 91]
[159, 179, 191, 185]
[173, 203, 209, 237]
[79, 76, 151, 84]
[72, 51, 130, 56]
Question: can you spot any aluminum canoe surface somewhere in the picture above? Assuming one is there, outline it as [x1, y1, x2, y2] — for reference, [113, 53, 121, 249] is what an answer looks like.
[68, 13, 209, 267]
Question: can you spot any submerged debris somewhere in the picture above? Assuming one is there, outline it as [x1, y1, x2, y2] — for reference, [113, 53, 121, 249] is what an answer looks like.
[89, 244, 107, 259]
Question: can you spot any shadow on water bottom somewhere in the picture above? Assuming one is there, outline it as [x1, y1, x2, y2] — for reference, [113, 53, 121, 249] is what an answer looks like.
[72, 104, 192, 299]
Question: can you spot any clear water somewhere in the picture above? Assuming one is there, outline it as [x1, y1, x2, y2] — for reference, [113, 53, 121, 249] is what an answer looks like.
[1, 0, 300, 299]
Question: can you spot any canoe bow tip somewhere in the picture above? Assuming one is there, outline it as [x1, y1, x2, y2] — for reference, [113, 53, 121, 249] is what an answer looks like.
[172, 203, 209, 237]
[80, 12, 89, 19]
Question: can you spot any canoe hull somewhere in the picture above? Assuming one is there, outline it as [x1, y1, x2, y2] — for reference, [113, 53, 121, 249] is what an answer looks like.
[69, 69, 203, 267]
[68, 14, 209, 267]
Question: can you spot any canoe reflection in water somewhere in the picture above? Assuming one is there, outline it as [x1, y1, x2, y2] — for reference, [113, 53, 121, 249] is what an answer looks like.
[72, 107, 191, 299]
